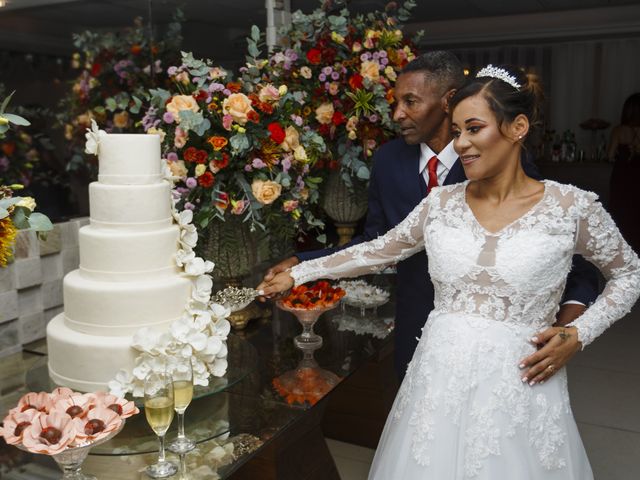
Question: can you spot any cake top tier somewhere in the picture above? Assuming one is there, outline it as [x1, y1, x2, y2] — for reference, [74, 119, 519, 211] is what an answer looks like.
[98, 134, 162, 185]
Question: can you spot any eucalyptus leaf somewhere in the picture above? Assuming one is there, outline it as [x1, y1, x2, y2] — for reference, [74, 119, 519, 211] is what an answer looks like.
[0, 207, 9, 219]
[27, 212, 54, 232]
[251, 25, 261, 42]
[11, 207, 29, 229]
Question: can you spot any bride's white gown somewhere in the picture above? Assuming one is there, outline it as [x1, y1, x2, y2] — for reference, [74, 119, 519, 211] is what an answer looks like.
[290, 180, 640, 479]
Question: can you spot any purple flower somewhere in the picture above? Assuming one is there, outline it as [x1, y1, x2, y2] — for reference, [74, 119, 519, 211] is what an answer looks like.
[285, 49, 298, 61]
[167, 152, 178, 162]
[296, 176, 305, 189]
[163, 111, 175, 124]
[175, 187, 189, 195]
[282, 156, 292, 173]
[209, 82, 225, 92]
[0, 156, 9, 172]
[167, 66, 178, 75]
[184, 202, 195, 210]
[360, 53, 371, 62]
[290, 114, 303, 127]
[369, 114, 379, 123]
[252, 158, 267, 169]
[239, 66, 249, 73]
[322, 66, 332, 75]
[372, 52, 380, 60]
[185, 177, 197, 189]
[318, 73, 327, 82]
[331, 71, 340, 80]
[244, 164, 253, 172]
[222, 88, 231, 96]
[379, 50, 388, 58]
[380, 57, 389, 66]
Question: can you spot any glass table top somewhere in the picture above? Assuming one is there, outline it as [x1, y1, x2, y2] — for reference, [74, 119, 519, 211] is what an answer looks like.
[0, 292, 396, 479]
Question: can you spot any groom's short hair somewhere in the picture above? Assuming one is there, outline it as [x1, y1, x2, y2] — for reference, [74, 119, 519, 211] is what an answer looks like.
[402, 51, 465, 95]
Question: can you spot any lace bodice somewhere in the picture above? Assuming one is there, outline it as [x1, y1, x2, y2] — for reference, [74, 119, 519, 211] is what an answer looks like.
[292, 181, 640, 347]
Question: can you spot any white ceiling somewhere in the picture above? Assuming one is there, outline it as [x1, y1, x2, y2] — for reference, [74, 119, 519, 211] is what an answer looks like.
[0, 0, 639, 62]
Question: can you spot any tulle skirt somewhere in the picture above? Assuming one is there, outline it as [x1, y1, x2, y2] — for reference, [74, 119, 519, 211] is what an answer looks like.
[368, 312, 593, 480]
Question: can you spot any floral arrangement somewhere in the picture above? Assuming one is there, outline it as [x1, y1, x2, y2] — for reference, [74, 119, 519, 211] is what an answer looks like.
[142, 50, 327, 249]
[83, 122, 230, 397]
[57, 13, 183, 177]
[254, 0, 421, 188]
[0, 94, 53, 267]
[0, 387, 137, 454]
[0, 89, 59, 190]
[337, 279, 389, 307]
[279, 280, 345, 309]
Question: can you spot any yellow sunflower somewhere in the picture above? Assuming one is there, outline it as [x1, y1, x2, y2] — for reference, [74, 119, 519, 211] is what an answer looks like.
[0, 216, 18, 267]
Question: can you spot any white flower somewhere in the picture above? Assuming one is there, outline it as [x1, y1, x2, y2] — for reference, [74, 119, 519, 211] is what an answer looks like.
[184, 257, 214, 276]
[211, 317, 231, 338]
[180, 225, 198, 248]
[209, 303, 230, 320]
[108, 369, 133, 396]
[175, 249, 196, 268]
[209, 358, 228, 377]
[177, 209, 193, 227]
[170, 317, 208, 351]
[192, 275, 213, 304]
[84, 119, 106, 155]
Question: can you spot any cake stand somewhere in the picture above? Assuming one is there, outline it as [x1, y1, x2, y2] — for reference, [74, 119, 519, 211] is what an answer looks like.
[276, 300, 339, 349]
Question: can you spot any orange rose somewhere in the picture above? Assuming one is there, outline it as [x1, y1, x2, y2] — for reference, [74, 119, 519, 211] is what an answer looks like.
[166, 95, 200, 123]
[251, 180, 282, 205]
[360, 60, 380, 82]
[315, 103, 335, 125]
[207, 136, 228, 151]
[113, 111, 129, 129]
[222, 93, 254, 126]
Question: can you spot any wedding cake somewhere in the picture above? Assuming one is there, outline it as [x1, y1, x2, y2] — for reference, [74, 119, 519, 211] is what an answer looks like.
[47, 134, 192, 392]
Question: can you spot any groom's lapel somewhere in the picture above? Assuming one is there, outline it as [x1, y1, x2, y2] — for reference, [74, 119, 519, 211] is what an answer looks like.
[402, 145, 423, 202]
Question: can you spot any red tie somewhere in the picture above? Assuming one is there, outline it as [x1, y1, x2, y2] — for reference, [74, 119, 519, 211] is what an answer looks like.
[425, 155, 439, 195]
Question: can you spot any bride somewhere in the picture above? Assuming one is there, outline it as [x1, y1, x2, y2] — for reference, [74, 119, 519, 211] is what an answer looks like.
[258, 65, 640, 479]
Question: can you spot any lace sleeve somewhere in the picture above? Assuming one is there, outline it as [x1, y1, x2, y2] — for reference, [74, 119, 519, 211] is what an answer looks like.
[568, 193, 640, 347]
[290, 194, 432, 286]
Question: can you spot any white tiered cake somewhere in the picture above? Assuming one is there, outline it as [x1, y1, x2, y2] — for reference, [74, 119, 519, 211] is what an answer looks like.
[47, 134, 192, 392]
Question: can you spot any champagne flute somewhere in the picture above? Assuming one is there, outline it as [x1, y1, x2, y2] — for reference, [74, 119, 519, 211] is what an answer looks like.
[144, 371, 178, 478]
[168, 358, 196, 453]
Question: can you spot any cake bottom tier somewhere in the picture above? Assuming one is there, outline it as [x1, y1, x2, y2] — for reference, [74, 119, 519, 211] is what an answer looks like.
[47, 313, 138, 392]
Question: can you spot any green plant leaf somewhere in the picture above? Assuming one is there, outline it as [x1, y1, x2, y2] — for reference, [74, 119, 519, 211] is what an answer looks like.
[27, 212, 53, 232]
[3, 113, 30, 126]
[0, 90, 15, 113]
[11, 207, 30, 229]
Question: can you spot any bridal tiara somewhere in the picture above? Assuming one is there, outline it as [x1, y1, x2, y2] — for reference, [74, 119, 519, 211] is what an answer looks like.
[476, 64, 522, 90]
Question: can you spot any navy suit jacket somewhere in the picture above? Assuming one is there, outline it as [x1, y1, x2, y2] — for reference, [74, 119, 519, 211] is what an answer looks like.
[297, 138, 599, 379]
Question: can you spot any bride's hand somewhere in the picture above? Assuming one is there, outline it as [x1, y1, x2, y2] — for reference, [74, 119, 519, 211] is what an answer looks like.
[257, 271, 294, 299]
[518, 326, 581, 386]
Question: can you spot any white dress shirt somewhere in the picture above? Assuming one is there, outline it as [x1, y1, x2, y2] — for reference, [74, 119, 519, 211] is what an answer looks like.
[419, 141, 458, 187]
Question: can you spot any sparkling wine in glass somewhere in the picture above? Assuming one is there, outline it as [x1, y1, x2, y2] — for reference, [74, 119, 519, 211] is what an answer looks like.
[144, 371, 178, 478]
[168, 359, 196, 454]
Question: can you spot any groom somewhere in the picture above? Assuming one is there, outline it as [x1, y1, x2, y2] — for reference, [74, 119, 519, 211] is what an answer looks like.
[262, 51, 599, 380]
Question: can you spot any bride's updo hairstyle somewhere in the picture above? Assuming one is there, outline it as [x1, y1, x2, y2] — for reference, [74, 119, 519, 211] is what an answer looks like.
[449, 64, 544, 141]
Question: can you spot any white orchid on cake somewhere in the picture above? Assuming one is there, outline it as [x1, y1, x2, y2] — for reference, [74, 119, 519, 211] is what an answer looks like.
[83, 119, 107, 155]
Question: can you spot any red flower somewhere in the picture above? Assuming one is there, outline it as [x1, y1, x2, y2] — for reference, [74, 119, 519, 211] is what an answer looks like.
[306, 48, 322, 65]
[130, 45, 142, 55]
[268, 122, 286, 144]
[193, 90, 208, 102]
[90, 62, 102, 77]
[328, 160, 339, 170]
[323, 48, 337, 65]
[194, 149, 208, 164]
[198, 171, 215, 188]
[226, 82, 242, 93]
[184, 147, 198, 162]
[332, 111, 346, 126]
[257, 102, 274, 114]
[348, 74, 363, 90]
[247, 110, 260, 123]
[213, 152, 230, 170]
[318, 124, 331, 137]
